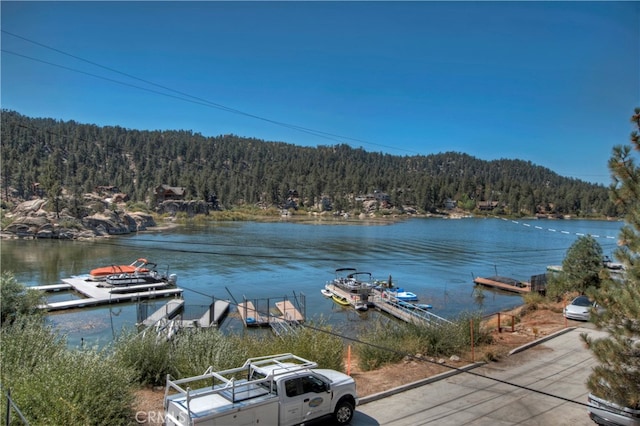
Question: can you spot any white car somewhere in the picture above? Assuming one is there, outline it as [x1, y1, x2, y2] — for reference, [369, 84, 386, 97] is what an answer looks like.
[564, 295, 600, 321]
[588, 393, 640, 425]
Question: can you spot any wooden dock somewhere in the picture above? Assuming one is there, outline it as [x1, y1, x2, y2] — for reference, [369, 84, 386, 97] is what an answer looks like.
[275, 300, 304, 321]
[238, 299, 305, 327]
[237, 301, 270, 326]
[36, 276, 184, 311]
[473, 276, 531, 294]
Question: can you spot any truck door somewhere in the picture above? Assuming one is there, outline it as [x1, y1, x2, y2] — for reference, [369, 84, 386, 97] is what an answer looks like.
[280, 375, 332, 426]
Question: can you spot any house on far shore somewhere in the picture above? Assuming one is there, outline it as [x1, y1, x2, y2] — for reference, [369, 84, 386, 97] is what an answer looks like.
[476, 201, 499, 211]
[154, 184, 186, 203]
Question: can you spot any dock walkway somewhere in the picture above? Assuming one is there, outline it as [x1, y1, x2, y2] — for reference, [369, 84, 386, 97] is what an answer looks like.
[36, 276, 184, 311]
[140, 299, 185, 327]
[371, 290, 451, 327]
[31, 283, 72, 292]
[473, 276, 531, 294]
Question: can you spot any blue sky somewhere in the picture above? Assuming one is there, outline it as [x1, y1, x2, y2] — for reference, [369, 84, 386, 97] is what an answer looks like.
[2, 1, 638, 185]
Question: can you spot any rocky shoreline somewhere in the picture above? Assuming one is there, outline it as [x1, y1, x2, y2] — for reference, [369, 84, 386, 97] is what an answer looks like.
[1, 199, 157, 240]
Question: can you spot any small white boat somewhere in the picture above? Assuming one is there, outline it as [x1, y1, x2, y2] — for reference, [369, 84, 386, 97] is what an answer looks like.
[385, 288, 418, 301]
[320, 288, 333, 298]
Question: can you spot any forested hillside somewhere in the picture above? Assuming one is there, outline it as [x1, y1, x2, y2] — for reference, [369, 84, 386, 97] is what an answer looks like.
[0, 110, 616, 217]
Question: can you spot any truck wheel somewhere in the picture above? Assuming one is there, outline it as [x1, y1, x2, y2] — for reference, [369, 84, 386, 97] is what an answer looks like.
[333, 400, 355, 424]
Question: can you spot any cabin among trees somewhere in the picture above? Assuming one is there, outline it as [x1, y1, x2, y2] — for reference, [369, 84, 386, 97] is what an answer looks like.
[476, 201, 499, 211]
[154, 185, 186, 203]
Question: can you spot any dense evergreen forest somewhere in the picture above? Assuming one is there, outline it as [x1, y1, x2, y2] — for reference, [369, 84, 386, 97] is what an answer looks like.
[0, 110, 616, 217]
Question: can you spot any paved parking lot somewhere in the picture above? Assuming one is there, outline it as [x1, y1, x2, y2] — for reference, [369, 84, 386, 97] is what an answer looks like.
[354, 325, 605, 425]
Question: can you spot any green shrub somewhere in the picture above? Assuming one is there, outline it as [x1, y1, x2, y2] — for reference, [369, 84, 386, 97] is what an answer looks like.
[112, 329, 175, 386]
[0, 318, 136, 425]
[1, 272, 45, 324]
[355, 313, 491, 371]
[266, 321, 344, 371]
[172, 328, 246, 378]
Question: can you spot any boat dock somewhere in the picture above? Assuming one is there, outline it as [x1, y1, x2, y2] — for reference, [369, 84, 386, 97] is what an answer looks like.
[324, 283, 367, 308]
[275, 300, 304, 321]
[31, 283, 73, 292]
[140, 299, 185, 327]
[35, 276, 184, 311]
[473, 276, 531, 294]
[370, 289, 451, 327]
[237, 301, 269, 326]
[237, 296, 305, 327]
[139, 300, 230, 341]
[176, 300, 230, 328]
[323, 282, 450, 327]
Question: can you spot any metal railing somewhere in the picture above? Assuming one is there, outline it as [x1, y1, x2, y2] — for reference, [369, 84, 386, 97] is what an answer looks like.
[1, 385, 29, 425]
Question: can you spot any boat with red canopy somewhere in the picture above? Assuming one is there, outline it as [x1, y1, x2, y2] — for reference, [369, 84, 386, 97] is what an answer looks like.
[89, 258, 150, 280]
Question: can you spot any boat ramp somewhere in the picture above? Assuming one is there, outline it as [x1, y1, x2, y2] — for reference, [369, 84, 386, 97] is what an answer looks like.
[33, 276, 184, 311]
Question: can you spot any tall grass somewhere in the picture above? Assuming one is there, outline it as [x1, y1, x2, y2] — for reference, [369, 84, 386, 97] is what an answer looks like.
[112, 321, 345, 384]
[355, 313, 491, 371]
[1, 317, 136, 425]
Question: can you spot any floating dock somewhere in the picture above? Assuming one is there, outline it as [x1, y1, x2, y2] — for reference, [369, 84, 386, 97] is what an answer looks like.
[473, 276, 531, 294]
[370, 289, 451, 327]
[237, 301, 269, 326]
[237, 298, 305, 327]
[275, 300, 304, 321]
[176, 300, 230, 328]
[140, 299, 185, 327]
[34, 276, 184, 311]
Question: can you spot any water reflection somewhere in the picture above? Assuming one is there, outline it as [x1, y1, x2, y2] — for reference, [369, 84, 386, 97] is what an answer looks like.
[1, 217, 623, 346]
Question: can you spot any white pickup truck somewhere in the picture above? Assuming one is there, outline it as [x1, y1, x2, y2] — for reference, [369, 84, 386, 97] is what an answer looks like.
[163, 353, 358, 426]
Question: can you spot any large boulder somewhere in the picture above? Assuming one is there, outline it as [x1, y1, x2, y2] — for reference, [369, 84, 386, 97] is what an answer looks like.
[2, 200, 157, 239]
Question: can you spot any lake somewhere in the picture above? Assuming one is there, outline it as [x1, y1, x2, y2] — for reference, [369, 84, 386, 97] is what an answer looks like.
[1, 216, 623, 347]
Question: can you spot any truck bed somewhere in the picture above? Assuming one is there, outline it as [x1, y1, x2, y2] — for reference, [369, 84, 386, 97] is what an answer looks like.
[166, 380, 278, 424]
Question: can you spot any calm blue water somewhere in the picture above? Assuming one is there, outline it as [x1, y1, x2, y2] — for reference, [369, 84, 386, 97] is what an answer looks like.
[1, 217, 623, 346]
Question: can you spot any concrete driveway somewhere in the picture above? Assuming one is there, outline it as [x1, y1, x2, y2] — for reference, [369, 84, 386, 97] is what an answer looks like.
[354, 325, 606, 426]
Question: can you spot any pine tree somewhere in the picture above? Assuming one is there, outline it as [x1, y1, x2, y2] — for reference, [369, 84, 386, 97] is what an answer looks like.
[561, 235, 604, 293]
[583, 108, 640, 409]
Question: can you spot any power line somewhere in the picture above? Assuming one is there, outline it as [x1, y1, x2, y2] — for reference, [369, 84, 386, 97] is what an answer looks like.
[157, 288, 600, 415]
[1, 30, 418, 155]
